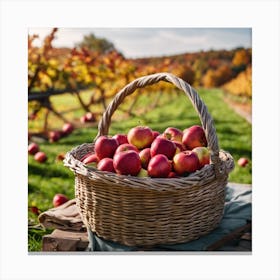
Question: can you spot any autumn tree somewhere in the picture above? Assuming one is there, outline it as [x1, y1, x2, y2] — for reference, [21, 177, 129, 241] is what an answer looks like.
[76, 33, 116, 53]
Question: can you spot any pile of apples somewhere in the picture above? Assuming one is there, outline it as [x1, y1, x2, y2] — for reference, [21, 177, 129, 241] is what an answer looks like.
[81, 125, 210, 178]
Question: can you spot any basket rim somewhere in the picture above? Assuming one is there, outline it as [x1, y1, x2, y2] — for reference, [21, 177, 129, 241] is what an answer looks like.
[64, 142, 234, 192]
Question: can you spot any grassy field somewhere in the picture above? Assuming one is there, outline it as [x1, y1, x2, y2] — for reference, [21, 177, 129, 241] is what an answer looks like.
[28, 87, 252, 251]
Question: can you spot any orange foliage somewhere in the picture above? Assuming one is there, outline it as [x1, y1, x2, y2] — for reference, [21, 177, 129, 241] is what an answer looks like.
[223, 66, 252, 98]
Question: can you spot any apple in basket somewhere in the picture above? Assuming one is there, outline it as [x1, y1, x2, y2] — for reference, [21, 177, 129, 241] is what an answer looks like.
[113, 150, 142, 176]
[152, 130, 160, 140]
[53, 193, 69, 207]
[139, 148, 151, 169]
[127, 126, 154, 150]
[97, 158, 116, 173]
[112, 134, 128, 145]
[94, 136, 119, 160]
[182, 125, 207, 150]
[163, 127, 183, 143]
[28, 142, 39, 155]
[150, 136, 177, 160]
[82, 153, 99, 167]
[192, 146, 210, 169]
[115, 143, 139, 154]
[173, 151, 200, 175]
[147, 154, 172, 178]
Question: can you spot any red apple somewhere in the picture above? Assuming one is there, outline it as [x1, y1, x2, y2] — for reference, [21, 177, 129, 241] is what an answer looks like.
[173, 141, 186, 154]
[97, 158, 115, 173]
[94, 136, 119, 160]
[28, 142, 39, 155]
[80, 115, 87, 124]
[29, 206, 40, 215]
[173, 151, 200, 175]
[53, 194, 69, 207]
[147, 154, 171, 178]
[34, 151, 47, 163]
[192, 146, 210, 168]
[150, 137, 177, 160]
[115, 143, 139, 154]
[85, 112, 95, 122]
[112, 134, 129, 145]
[56, 153, 65, 162]
[182, 125, 207, 150]
[82, 153, 99, 165]
[48, 130, 61, 142]
[167, 171, 178, 178]
[127, 126, 154, 149]
[152, 130, 160, 140]
[113, 150, 141, 176]
[62, 123, 74, 135]
[163, 127, 183, 143]
[238, 157, 249, 167]
[139, 148, 151, 169]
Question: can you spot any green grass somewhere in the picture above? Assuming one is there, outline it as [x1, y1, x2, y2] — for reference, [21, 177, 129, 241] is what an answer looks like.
[28, 87, 252, 251]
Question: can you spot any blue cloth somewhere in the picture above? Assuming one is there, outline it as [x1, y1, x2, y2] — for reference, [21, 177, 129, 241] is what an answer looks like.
[87, 183, 252, 251]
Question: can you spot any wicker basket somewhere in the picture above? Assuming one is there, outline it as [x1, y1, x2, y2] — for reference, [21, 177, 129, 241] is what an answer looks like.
[64, 72, 234, 247]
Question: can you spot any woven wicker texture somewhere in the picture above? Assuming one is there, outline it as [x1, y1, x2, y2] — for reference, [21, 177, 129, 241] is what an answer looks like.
[64, 72, 234, 247]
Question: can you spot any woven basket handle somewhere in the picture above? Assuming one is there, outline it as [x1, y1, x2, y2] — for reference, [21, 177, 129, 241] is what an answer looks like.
[96, 72, 222, 174]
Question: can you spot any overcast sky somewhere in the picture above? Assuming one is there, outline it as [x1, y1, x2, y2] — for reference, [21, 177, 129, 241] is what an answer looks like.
[28, 27, 251, 58]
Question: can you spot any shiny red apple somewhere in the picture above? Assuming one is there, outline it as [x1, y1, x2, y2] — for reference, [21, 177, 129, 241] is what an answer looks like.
[94, 136, 119, 160]
[48, 130, 61, 142]
[85, 112, 95, 122]
[163, 127, 183, 143]
[173, 151, 200, 175]
[97, 158, 115, 173]
[82, 153, 99, 165]
[53, 194, 69, 207]
[62, 123, 74, 135]
[192, 146, 210, 168]
[147, 154, 171, 178]
[127, 126, 154, 149]
[112, 134, 129, 145]
[182, 125, 207, 150]
[139, 147, 151, 169]
[150, 137, 177, 160]
[238, 157, 249, 167]
[114, 143, 139, 154]
[28, 142, 39, 155]
[34, 151, 47, 163]
[113, 150, 141, 176]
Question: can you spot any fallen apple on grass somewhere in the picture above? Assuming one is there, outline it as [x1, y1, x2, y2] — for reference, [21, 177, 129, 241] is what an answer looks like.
[237, 157, 249, 167]
[53, 194, 69, 207]
[28, 142, 39, 155]
[34, 151, 47, 163]
[62, 123, 74, 135]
